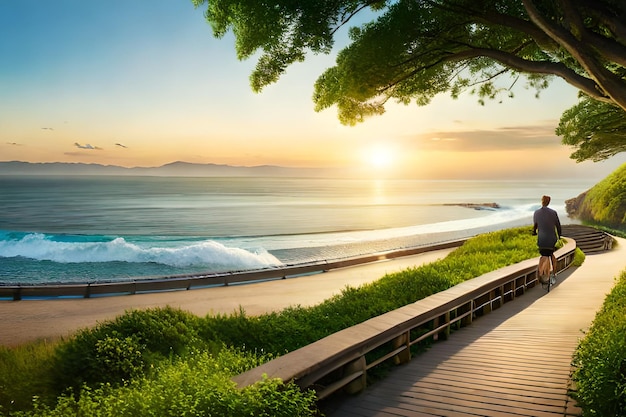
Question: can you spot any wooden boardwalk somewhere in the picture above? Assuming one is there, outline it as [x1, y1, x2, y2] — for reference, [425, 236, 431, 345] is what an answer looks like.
[327, 238, 626, 417]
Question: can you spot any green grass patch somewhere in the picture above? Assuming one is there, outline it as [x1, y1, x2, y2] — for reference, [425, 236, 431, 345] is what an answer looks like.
[572, 269, 626, 416]
[590, 224, 626, 239]
[0, 342, 58, 413]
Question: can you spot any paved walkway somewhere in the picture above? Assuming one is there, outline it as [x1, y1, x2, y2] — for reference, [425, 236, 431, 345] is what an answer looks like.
[0, 248, 454, 347]
[328, 237, 625, 417]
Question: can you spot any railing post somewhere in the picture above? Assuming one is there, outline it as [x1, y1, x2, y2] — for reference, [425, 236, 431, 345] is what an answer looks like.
[485, 293, 494, 314]
[393, 331, 411, 364]
[444, 311, 451, 339]
[517, 277, 524, 296]
[344, 356, 367, 394]
[462, 301, 473, 326]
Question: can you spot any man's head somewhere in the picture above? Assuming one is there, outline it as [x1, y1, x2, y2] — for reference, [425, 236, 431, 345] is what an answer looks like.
[541, 195, 551, 206]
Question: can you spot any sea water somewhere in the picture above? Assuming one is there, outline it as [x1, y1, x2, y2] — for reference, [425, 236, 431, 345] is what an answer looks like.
[0, 176, 592, 284]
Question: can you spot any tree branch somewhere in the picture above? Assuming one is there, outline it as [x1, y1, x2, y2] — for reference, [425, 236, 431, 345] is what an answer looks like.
[329, 1, 382, 37]
[556, 0, 626, 67]
[583, 31, 626, 67]
[373, 43, 603, 104]
[477, 10, 558, 52]
[580, 0, 626, 45]
[469, 48, 601, 95]
[522, 0, 626, 111]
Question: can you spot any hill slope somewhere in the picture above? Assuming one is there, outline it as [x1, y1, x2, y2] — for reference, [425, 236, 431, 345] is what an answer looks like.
[566, 163, 626, 230]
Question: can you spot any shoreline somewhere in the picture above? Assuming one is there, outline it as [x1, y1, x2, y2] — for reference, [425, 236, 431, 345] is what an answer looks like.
[0, 240, 465, 301]
[0, 248, 456, 347]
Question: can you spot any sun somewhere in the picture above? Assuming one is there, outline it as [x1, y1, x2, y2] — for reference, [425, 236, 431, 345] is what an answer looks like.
[365, 144, 396, 169]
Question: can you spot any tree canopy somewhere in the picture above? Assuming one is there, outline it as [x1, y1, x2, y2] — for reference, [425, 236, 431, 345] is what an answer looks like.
[192, 0, 626, 162]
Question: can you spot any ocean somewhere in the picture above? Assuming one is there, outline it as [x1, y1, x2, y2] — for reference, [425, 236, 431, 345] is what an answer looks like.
[0, 176, 592, 285]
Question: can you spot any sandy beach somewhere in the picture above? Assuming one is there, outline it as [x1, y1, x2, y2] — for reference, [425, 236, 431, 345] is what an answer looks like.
[0, 248, 454, 347]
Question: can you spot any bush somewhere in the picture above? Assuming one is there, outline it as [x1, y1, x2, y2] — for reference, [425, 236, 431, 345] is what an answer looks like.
[53, 306, 206, 391]
[572, 269, 626, 416]
[572, 247, 586, 267]
[10, 351, 317, 417]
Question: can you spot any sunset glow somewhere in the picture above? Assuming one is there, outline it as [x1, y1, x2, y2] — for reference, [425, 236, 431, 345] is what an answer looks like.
[0, 2, 624, 180]
[365, 144, 396, 169]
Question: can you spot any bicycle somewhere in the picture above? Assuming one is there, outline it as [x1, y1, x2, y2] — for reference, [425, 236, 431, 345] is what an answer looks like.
[537, 255, 556, 292]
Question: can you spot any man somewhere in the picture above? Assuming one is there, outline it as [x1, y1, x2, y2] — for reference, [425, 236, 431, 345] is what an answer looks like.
[532, 195, 562, 282]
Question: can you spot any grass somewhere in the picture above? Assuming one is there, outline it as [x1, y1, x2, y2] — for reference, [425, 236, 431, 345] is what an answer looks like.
[572, 269, 626, 416]
[0, 342, 58, 412]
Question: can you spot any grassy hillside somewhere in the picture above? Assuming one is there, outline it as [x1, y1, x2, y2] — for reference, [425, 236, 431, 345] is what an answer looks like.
[567, 163, 626, 231]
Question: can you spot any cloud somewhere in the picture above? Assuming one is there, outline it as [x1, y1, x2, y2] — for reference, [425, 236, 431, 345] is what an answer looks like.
[409, 123, 562, 152]
[41, 127, 54, 130]
[74, 142, 103, 150]
[115, 143, 128, 148]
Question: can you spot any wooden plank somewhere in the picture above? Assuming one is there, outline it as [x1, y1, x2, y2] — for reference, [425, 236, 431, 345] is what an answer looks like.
[351, 393, 557, 417]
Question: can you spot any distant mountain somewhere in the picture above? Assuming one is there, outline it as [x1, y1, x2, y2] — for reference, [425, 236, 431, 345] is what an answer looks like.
[0, 161, 126, 176]
[0, 161, 336, 178]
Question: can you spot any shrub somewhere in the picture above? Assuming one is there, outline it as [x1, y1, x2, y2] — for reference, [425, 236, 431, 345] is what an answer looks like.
[93, 335, 146, 382]
[11, 350, 317, 417]
[53, 306, 206, 391]
[572, 247, 586, 267]
[572, 269, 626, 416]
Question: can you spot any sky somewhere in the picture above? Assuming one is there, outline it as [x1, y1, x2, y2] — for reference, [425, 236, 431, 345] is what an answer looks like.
[1, 1, 624, 180]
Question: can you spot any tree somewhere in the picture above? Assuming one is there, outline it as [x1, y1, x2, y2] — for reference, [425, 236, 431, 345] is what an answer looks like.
[193, 0, 626, 161]
[556, 97, 626, 162]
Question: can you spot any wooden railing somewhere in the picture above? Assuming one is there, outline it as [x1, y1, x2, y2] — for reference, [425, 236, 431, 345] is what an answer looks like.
[0, 240, 464, 301]
[232, 239, 577, 400]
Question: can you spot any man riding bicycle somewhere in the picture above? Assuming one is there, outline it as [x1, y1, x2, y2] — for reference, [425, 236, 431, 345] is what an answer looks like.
[532, 195, 562, 284]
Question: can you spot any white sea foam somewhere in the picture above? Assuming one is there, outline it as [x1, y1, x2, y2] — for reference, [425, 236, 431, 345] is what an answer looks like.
[0, 233, 282, 269]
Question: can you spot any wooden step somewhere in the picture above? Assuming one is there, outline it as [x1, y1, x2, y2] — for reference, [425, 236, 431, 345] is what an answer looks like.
[561, 225, 613, 254]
